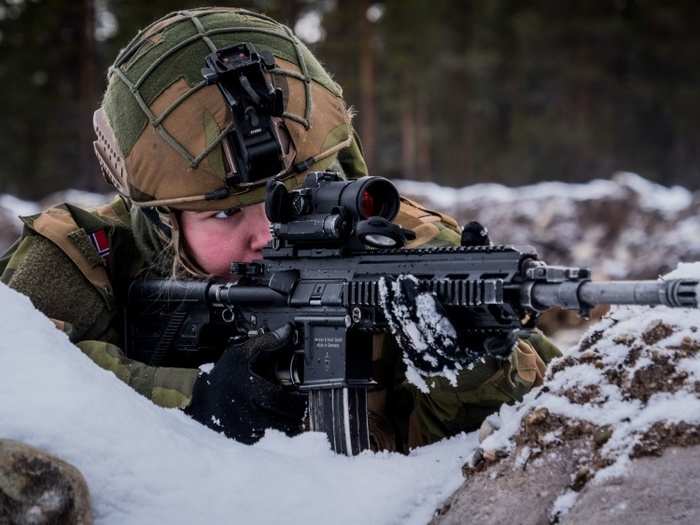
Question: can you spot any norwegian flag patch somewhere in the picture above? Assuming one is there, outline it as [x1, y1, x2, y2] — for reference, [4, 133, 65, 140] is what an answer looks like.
[89, 229, 110, 260]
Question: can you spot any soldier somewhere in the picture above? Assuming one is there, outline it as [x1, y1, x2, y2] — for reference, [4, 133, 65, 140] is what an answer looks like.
[0, 8, 559, 453]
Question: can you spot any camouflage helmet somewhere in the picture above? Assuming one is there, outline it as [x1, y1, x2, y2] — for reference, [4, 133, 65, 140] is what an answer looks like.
[93, 7, 368, 211]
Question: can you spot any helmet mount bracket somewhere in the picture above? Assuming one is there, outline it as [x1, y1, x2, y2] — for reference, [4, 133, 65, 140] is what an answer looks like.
[202, 43, 286, 188]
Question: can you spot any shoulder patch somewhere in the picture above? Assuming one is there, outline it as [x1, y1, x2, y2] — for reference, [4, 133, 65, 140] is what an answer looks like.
[68, 229, 108, 268]
[89, 229, 111, 260]
[22, 206, 112, 295]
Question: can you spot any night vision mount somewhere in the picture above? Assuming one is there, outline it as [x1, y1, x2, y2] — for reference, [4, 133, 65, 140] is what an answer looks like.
[265, 171, 416, 250]
[202, 43, 286, 187]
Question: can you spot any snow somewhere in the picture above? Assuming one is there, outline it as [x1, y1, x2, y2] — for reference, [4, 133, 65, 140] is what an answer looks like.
[2, 176, 698, 521]
[549, 489, 579, 522]
[395, 177, 623, 209]
[43, 189, 113, 209]
[0, 282, 477, 525]
[678, 357, 700, 378]
[513, 445, 532, 468]
[294, 11, 324, 44]
[95, 0, 118, 42]
[614, 172, 693, 215]
[665, 262, 700, 280]
[377, 275, 471, 392]
[0, 193, 40, 218]
[394, 172, 692, 216]
[396, 173, 700, 282]
[0, 190, 112, 231]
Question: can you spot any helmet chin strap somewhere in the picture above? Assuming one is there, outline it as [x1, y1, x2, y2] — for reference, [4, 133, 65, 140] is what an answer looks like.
[139, 207, 172, 239]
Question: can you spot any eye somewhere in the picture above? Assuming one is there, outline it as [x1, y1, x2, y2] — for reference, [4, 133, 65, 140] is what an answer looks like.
[214, 207, 240, 220]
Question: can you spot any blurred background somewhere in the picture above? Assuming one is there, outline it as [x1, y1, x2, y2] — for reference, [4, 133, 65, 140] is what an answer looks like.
[1, 0, 700, 199]
[1, 0, 700, 343]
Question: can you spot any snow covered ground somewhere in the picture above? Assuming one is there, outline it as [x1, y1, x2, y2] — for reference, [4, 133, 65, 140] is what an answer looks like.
[0, 282, 476, 525]
[481, 264, 700, 461]
[472, 262, 700, 522]
[395, 172, 693, 216]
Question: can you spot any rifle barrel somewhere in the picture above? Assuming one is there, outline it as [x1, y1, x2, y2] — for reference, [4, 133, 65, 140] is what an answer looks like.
[530, 279, 699, 310]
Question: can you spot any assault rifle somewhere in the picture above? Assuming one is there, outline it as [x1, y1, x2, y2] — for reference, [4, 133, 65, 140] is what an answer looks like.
[126, 171, 699, 455]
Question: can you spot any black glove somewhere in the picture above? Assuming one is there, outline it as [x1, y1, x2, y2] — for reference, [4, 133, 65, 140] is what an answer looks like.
[379, 274, 482, 375]
[185, 323, 306, 444]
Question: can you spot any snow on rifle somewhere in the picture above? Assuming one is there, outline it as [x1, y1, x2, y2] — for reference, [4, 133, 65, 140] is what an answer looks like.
[125, 171, 699, 455]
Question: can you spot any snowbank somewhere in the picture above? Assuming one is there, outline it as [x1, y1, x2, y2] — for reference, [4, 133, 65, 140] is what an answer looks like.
[431, 263, 700, 525]
[396, 173, 700, 280]
[470, 262, 700, 521]
[395, 172, 692, 216]
[0, 283, 476, 525]
[481, 264, 700, 457]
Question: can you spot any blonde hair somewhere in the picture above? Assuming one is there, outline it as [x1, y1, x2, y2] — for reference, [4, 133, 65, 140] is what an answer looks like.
[151, 207, 211, 280]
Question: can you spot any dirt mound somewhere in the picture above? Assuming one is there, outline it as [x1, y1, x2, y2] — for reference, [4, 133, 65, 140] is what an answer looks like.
[397, 173, 700, 280]
[432, 281, 700, 524]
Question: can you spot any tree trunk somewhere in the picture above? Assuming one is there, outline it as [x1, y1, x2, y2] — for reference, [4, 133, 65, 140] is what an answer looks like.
[359, 0, 377, 173]
[400, 88, 416, 180]
[415, 92, 431, 181]
[78, 0, 97, 190]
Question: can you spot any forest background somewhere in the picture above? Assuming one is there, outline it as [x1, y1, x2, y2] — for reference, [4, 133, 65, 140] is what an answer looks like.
[1, 0, 699, 200]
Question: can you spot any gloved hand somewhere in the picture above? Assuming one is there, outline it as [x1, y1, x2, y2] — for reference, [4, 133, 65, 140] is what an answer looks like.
[378, 274, 481, 375]
[184, 323, 306, 444]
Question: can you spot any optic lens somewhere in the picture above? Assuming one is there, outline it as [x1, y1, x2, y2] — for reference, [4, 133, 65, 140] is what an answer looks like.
[332, 176, 399, 221]
[360, 190, 377, 218]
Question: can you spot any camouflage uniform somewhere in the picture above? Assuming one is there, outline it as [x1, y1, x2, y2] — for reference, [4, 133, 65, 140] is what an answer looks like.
[0, 8, 560, 453]
[0, 194, 559, 452]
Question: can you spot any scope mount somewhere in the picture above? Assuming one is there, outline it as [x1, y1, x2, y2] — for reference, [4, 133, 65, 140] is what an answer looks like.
[264, 171, 414, 251]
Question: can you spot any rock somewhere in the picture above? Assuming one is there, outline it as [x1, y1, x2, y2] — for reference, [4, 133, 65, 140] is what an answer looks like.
[0, 439, 92, 525]
[563, 446, 700, 525]
[433, 300, 700, 525]
[435, 443, 700, 525]
[433, 440, 585, 525]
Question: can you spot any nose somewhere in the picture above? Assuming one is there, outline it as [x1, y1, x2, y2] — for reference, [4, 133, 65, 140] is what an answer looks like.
[248, 203, 272, 252]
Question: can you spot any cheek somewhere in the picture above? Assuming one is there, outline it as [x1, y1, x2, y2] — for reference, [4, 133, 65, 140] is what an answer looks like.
[182, 221, 249, 276]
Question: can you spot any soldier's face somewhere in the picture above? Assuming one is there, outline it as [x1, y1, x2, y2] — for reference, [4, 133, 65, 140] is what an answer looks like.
[180, 202, 272, 277]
